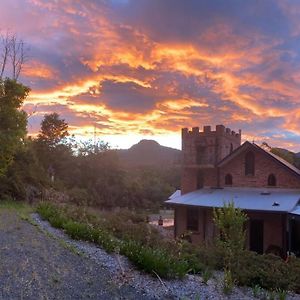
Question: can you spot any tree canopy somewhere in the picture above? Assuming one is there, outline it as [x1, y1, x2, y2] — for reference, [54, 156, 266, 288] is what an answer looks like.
[0, 78, 29, 175]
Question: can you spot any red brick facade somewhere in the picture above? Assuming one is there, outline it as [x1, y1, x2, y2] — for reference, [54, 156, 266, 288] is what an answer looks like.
[174, 124, 300, 255]
[219, 144, 300, 189]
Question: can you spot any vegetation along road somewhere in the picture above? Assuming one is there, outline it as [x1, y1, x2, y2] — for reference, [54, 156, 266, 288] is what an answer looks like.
[0, 204, 146, 300]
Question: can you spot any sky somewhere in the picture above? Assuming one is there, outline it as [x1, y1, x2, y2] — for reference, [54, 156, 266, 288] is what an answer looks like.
[1, 0, 300, 151]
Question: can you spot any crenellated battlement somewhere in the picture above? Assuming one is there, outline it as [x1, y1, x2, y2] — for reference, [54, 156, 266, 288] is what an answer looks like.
[182, 124, 241, 139]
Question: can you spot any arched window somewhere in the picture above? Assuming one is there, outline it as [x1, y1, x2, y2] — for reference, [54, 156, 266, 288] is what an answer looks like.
[245, 151, 255, 175]
[268, 174, 277, 186]
[225, 174, 233, 185]
[230, 143, 233, 153]
[197, 171, 204, 189]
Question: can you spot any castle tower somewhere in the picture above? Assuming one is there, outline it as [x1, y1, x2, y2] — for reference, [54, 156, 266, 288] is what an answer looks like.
[181, 125, 241, 194]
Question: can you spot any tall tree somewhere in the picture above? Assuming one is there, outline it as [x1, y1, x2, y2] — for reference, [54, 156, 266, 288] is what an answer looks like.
[0, 78, 29, 175]
[37, 113, 69, 148]
[0, 32, 27, 80]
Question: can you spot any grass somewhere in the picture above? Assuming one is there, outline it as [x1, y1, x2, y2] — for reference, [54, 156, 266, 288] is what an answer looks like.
[36, 202, 188, 279]
[35, 201, 300, 293]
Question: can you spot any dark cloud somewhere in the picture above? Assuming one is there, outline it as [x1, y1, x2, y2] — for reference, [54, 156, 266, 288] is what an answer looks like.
[1, 0, 300, 150]
[98, 80, 159, 113]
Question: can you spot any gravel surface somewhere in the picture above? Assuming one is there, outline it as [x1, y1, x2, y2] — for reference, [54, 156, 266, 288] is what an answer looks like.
[0, 209, 147, 300]
[1, 209, 299, 300]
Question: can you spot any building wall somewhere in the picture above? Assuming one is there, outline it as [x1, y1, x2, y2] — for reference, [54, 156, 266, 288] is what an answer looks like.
[175, 206, 217, 244]
[181, 125, 241, 194]
[181, 167, 218, 194]
[220, 147, 300, 188]
[246, 211, 286, 253]
[174, 205, 287, 252]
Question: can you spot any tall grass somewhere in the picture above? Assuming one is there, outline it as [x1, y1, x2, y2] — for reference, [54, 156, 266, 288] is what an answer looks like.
[36, 202, 188, 279]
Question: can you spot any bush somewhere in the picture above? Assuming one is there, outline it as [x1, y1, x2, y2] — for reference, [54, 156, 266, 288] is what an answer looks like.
[120, 240, 188, 279]
[36, 202, 188, 278]
[232, 252, 291, 291]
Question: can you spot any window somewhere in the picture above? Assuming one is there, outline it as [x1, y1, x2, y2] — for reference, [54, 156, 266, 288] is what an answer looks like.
[245, 151, 255, 175]
[196, 146, 205, 164]
[225, 174, 233, 185]
[230, 143, 233, 153]
[197, 171, 204, 189]
[268, 174, 276, 186]
[186, 207, 199, 231]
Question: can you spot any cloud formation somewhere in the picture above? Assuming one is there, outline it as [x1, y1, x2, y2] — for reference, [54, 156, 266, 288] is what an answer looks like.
[1, 0, 300, 150]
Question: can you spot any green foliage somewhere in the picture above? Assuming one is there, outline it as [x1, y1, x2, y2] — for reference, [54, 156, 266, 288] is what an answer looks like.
[0, 139, 48, 200]
[276, 288, 287, 300]
[252, 284, 263, 298]
[213, 202, 248, 253]
[270, 148, 295, 165]
[120, 240, 188, 278]
[36, 202, 188, 278]
[37, 113, 68, 148]
[223, 269, 234, 295]
[0, 78, 29, 175]
[201, 268, 213, 284]
[213, 201, 248, 280]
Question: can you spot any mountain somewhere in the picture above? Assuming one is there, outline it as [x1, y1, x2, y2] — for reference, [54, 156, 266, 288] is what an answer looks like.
[116, 139, 181, 166]
[271, 147, 300, 168]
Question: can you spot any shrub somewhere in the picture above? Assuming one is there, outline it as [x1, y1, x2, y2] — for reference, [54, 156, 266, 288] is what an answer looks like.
[36, 202, 188, 278]
[120, 240, 188, 279]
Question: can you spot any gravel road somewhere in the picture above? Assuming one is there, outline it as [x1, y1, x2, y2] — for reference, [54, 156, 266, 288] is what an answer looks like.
[1, 209, 299, 300]
[0, 209, 147, 300]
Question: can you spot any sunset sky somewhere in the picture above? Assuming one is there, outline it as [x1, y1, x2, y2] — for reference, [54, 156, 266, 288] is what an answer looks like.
[1, 0, 300, 150]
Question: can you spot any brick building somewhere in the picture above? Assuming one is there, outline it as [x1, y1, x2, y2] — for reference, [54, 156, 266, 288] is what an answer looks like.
[166, 125, 300, 256]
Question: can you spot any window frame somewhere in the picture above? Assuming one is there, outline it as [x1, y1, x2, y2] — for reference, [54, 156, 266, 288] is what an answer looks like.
[245, 151, 255, 176]
[186, 207, 199, 231]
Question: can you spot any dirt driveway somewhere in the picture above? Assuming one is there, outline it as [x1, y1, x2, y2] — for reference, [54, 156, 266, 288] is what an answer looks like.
[0, 209, 146, 300]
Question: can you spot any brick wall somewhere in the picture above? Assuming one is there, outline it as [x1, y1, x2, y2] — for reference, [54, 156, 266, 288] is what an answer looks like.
[220, 147, 300, 188]
[174, 206, 287, 252]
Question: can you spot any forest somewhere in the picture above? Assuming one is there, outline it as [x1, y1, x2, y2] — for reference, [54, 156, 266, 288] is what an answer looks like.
[0, 77, 180, 210]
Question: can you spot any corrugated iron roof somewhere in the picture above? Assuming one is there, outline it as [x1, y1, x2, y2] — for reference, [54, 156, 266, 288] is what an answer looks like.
[290, 205, 300, 216]
[166, 187, 300, 213]
[169, 189, 181, 200]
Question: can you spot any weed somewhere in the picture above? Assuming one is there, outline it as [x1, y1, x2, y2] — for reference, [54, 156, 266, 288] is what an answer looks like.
[201, 268, 212, 284]
[58, 239, 84, 257]
[276, 288, 287, 300]
[36, 202, 188, 279]
[223, 269, 234, 295]
[252, 284, 263, 298]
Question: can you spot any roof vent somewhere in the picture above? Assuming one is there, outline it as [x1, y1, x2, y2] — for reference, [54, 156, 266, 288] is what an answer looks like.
[272, 201, 280, 207]
[261, 191, 271, 195]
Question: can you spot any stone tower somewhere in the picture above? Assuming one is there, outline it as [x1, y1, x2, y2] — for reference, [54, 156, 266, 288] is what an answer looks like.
[181, 125, 241, 194]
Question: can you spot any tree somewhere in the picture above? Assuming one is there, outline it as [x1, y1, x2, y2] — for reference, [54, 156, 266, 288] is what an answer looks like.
[213, 202, 248, 293]
[37, 113, 69, 148]
[0, 78, 29, 175]
[0, 32, 27, 80]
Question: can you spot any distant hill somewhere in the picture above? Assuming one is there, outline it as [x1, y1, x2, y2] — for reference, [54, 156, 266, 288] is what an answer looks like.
[271, 147, 300, 169]
[116, 139, 181, 166]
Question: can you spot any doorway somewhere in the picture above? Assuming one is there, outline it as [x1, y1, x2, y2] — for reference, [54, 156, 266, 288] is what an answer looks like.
[250, 220, 264, 254]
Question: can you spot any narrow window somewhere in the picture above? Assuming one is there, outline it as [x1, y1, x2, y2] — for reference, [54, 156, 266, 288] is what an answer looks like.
[186, 207, 199, 231]
[245, 151, 255, 175]
[225, 174, 233, 185]
[268, 174, 276, 186]
[197, 171, 204, 189]
[230, 143, 233, 153]
[196, 146, 205, 164]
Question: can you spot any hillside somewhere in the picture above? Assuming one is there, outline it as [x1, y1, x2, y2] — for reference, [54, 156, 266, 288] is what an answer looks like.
[116, 139, 181, 166]
[271, 147, 300, 168]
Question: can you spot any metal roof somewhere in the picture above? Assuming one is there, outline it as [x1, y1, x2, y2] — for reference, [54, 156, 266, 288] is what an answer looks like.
[169, 190, 181, 200]
[290, 205, 300, 216]
[166, 187, 300, 213]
